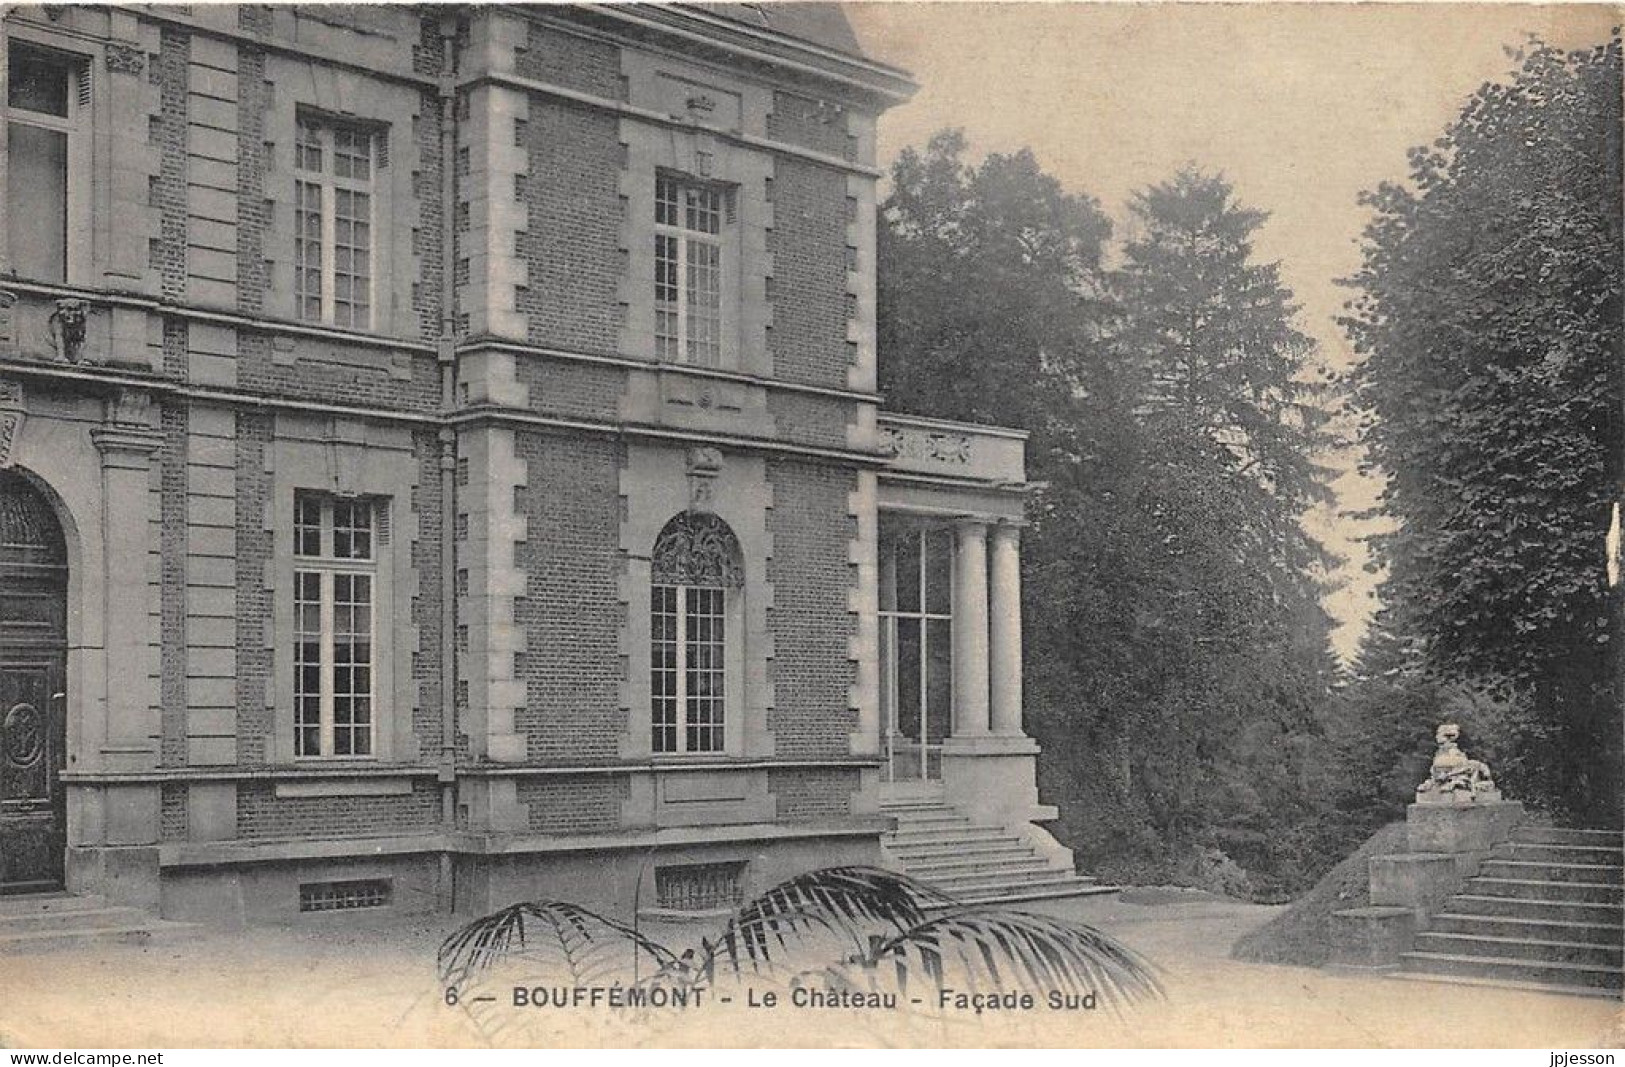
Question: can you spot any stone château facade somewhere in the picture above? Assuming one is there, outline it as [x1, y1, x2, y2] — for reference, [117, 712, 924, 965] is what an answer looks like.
[0, 3, 1076, 923]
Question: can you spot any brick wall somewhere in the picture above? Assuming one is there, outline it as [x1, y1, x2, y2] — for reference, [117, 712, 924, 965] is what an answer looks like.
[768, 392, 852, 450]
[517, 776, 629, 835]
[238, 6, 273, 37]
[515, 100, 623, 354]
[515, 20, 622, 98]
[767, 91, 855, 160]
[235, 46, 269, 314]
[160, 783, 189, 841]
[768, 767, 858, 821]
[411, 429, 445, 753]
[159, 399, 188, 768]
[516, 358, 625, 422]
[151, 28, 190, 300]
[235, 781, 441, 839]
[234, 410, 272, 764]
[513, 431, 626, 762]
[412, 90, 446, 343]
[236, 333, 441, 412]
[765, 460, 857, 757]
[767, 159, 852, 389]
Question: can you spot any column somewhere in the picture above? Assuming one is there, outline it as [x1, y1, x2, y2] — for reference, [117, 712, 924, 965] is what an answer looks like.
[91, 392, 163, 768]
[989, 523, 1024, 736]
[951, 520, 990, 737]
[878, 542, 896, 735]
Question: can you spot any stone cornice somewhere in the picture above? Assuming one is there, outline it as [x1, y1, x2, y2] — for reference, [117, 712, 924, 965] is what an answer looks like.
[466, 69, 884, 179]
[459, 337, 882, 404]
[573, 4, 917, 107]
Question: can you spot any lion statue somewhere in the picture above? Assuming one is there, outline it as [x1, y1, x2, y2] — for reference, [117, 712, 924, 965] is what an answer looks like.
[1415, 723, 1499, 803]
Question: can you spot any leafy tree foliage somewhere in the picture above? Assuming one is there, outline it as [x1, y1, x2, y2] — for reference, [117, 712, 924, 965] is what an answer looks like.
[879, 136, 1341, 898]
[1342, 34, 1623, 826]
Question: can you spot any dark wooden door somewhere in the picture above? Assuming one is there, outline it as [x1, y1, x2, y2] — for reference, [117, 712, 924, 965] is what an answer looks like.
[0, 469, 68, 894]
[0, 655, 64, 892]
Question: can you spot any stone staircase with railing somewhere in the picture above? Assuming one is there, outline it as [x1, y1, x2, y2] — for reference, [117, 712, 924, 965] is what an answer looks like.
[1398, 825, 1623, 997]
[0, 892, 196, 954]
[879, 797, 1117, 907]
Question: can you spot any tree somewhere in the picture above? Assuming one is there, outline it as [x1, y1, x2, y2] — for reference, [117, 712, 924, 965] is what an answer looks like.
[878, 128, 1112, 436]
[878, 138, 1343, 898]
[1054, 169, 1340, 898]
[1342, 33, 1623, 826]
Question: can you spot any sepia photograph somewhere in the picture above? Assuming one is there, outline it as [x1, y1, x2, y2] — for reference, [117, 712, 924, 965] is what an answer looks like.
[0, 0, 1619, 1052]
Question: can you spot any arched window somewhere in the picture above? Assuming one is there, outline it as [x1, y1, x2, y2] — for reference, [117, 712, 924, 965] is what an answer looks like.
[650, 512, 743, 754]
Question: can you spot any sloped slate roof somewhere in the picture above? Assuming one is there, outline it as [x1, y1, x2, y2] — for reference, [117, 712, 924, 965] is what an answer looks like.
[692, 3, 867, 59]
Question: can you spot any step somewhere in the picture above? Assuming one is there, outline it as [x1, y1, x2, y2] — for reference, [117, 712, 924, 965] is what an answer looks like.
[901, 855, 1054, 878]
[885, 838, 1032, 860]
[1430, 912, 1624, 944]
[1478, 860, 1623, 885]
[0, 905, 160, 936]
[1447, 894, 1625, 926]
[1494, 842, 1622, 866]
[0, 893, 109, 918]
[1391, 971, 1623, 1000]
[886, 814, 972, 830]
[1512, 827, 1622, 847]
[1400, 951, 1623, 990]
[926, 880, 1119, 909]
[878, 801, 953, 813]
[1468, 877, 1623, 904]
[0, 919, 197, 955]
[913, 869, 1090, 894]
[885, 827, 1019, 847]
[1412, 931, 1622, 967]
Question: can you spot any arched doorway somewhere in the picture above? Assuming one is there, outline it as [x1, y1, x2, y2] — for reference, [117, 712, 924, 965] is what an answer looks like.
[0, 469, 67, 893]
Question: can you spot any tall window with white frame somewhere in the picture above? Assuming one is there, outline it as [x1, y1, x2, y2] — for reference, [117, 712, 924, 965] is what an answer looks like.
[879, 524, 954, 782]
[5, 40, 88, 283]
[294, 492, 379, 758]
[654, 173, 726, 366]
[294, 113, 377, 329]
[650, 512, 743, 754]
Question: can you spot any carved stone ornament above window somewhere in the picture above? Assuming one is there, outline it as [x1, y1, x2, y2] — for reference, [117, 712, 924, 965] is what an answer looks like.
[652, 511, 744, 589]
[880, 426, 972, 464]
[0, 379, 23, 470]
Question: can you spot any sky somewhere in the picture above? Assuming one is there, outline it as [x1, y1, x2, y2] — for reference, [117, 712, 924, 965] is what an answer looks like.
[844, 1, 1620, 659]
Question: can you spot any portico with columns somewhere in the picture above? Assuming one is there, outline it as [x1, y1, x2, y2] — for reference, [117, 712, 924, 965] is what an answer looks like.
[874, 413, 1059, 836]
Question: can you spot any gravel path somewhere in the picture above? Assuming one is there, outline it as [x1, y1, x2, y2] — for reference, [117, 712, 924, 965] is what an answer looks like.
[1, 893, 1618, 1048]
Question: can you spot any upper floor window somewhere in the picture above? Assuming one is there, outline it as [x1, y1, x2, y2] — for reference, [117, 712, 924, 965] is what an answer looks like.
[654, 173, 729, 366]
[650, 511, 743, 754]
[5, 41, 88, 284]
[294, 114, 377, 329]
[293, 492, 379, 758]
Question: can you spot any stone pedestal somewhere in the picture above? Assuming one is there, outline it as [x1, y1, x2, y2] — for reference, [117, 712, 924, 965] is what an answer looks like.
[939, 734, 1055, 826]
[1329, 905, 1417, 970]
[1369, 852, 1462, 920]
[1328, 795, 1526, 970]
[1407, 798, 1525, 875]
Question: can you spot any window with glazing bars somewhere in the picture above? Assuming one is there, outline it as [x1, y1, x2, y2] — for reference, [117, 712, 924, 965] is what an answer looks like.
[294, 114, 376, 329]
[294, 493, 378, 757]
[5, 41, 88, 284]
[649, 512, 742, 755]
[651, 584, 726, 753]
[654, 173, 724, 366]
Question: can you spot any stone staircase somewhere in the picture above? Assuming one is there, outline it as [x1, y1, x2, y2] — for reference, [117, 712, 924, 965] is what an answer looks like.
[1398, 826, 1623, 997]
[880, 797, 1117, 907]
[0, 892, 196, 954]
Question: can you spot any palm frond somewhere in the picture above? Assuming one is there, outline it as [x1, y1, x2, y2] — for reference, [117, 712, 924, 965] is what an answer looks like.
[438, 900, 677, 992]
[850, 909, 1165, 1013]
[706, 865, 958, 980]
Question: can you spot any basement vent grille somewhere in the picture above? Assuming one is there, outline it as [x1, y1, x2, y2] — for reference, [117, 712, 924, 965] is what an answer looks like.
[655, 862, 745, 912]
[299, 878, 391, 913]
